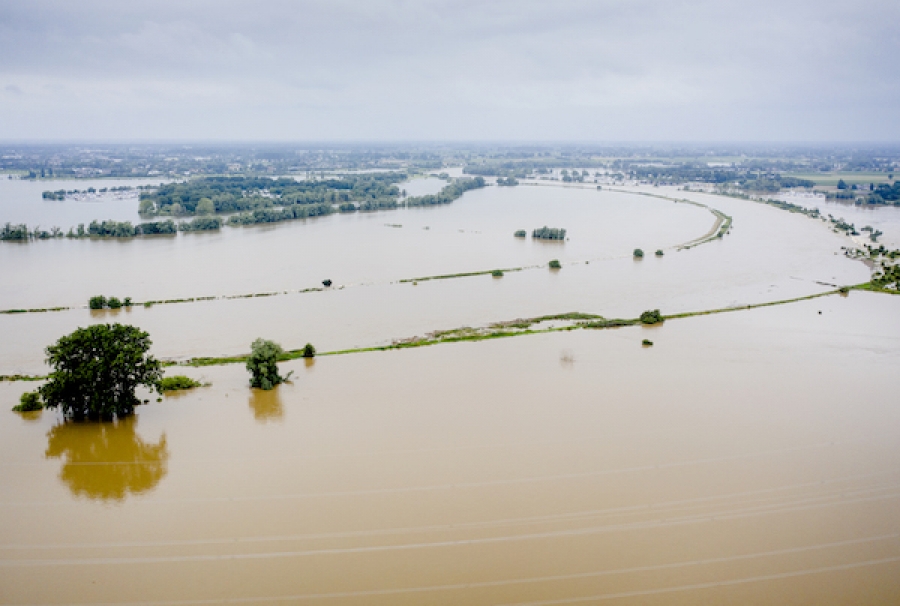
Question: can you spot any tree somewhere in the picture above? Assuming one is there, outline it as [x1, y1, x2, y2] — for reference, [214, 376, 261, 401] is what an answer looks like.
[837, 179, 848, 190]
[549, 259, 561, 269]
[89, 295, 107, 310]
[40, 324, 162, 419]
[247, 338, 292, 390]
[634, 248, 644, 258]
[640, 309, 663, 325]
[195, 197, 215, 215]
[301, 343, 316, 358]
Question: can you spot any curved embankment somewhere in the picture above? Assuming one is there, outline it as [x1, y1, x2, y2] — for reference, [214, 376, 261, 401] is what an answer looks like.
[0, 188, 734, 316]
[5, 285, 895, 381]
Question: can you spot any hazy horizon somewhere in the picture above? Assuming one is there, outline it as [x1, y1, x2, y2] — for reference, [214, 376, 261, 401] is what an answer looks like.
[2, 0, 898, 143]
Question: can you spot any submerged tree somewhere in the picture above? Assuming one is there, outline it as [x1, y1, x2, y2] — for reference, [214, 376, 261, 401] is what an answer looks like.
[640, 309, 664, 325]
[40, 324, 162, 419]
[247, 338, 292, 390]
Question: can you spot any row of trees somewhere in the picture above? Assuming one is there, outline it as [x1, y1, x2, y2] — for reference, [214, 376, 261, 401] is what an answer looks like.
[5, 178, 488, 243]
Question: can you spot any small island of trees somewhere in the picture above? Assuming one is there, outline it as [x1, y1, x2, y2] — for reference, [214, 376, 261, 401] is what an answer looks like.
[533, 226, 567, 240]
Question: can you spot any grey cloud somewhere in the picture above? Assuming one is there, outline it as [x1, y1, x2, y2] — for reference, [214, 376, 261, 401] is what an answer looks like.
[0, 0, 897, 141]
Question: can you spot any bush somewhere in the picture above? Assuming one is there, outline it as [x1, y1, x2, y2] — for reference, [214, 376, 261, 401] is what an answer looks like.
[549, 259, 561, 269]
[40, 324, 162, 419]
[12, 391, 42, 412]
[322, 279, 332, 287]
[492, 269, 504, 277]
[640, 309, 663, 325]
[634, 248, 644, 258]
[247, 338, 292, 390]
[89, 295, 107, 310]
[642, 339, 654, 347]
[514, 230, 527, 238]
[159, 375, 203, 392]
[124, 297, 132, 307]
[301, 343, 316, 358]
[655, 249, 664, 256]
[108, 297, 122, 309]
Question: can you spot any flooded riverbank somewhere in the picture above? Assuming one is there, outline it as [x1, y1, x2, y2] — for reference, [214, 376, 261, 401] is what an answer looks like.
[0, 183, 870, 374]
[2, 292, 898, 604]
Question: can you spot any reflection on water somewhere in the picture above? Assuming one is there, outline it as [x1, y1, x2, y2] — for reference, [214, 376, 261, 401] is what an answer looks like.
[248, 387, 284, 422]
[44, 415, 168, 501]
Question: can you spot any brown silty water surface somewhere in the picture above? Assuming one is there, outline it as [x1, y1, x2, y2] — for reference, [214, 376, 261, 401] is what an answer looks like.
[1, 292, 899, 604]
[0, 184, 870, 373]
[1, 182, 899, 603]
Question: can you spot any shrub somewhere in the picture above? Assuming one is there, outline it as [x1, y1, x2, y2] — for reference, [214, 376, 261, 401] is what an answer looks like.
[12, 391, 42, 412]
[642, 339, 653, 347]
[124, 297, 132, 307]
[549, 259, 561, 269]
[247, 338, 292, 390]
[40, 324, 162, 419]
[89, 295, 107, 310]
[655, 249, 664, 256]
[108, 297, 122, 309]
[640, 309, 663, 325]
[301, 343, 316, 358]
[492, 269, 504, 277]
[634, 249, 644, 258]
[514, 230, 527, 238]
[322, 279, 333, 287]
[159, 375, 203, 392]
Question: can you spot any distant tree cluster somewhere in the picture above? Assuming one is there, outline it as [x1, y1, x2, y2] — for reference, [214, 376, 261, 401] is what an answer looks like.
[89, 295, 132, 310]
[867, 181, 900, 206]
[404, 177, 486, 207]
[532, 226, 567, 240]
[5, 176, 488, 244]
[43, 186, 138, 200]
[139, 174, 405, 216]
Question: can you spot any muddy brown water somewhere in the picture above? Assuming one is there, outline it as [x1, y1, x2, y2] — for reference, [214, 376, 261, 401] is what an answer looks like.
[1, 292, 898, 604]
[1, 183, 898, 603]
[0, 184, 870, 373]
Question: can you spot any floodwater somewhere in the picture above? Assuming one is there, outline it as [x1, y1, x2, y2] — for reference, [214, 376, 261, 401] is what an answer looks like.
[778, 190, 900, 249]
[1, 292, 898, 604]
[0, 183, 872, 373]
[0, 176, 170, 227]
[1, 180, 899, 603]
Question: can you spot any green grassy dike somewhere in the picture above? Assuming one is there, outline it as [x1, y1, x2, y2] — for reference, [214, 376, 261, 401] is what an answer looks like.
[172, 289, 859, 368]
[2, 284, 893, 380]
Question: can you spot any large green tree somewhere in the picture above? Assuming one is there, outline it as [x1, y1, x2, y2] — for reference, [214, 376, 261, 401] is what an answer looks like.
[246, 338, 291, 390]
[40, 324, 162, 419]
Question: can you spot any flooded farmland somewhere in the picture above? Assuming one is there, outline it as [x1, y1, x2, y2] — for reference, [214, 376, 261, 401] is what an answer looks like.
[1, 178, 898, 604]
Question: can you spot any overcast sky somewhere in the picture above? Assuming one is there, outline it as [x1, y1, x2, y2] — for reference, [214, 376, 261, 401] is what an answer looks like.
[1, 0, 897, 142]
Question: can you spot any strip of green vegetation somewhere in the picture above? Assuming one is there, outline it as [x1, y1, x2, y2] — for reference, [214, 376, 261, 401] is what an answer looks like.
[0, 306, 68, 314]
[400, 267, 526, 283]
[6, 285, 890, 379]
[0, 374, 46, 382]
